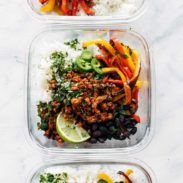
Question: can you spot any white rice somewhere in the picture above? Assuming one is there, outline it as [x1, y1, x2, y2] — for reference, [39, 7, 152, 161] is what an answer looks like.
[93, 0, 138, 16]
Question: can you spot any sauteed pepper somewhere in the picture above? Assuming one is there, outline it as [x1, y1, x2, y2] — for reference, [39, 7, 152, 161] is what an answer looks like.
[83, 39, 116, 56]
[40, 0, 55, 12]
[80, 0, 95, 15]
[102, 67, 132, 105]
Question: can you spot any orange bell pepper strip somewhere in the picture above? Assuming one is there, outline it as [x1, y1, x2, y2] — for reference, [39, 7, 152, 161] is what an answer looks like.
[110, 38, 135, 72]
[53, 5, 62, 15]
[83, 39, 116, 56]
[80, 0, 95, 15]
[102, 67, 131, 105]
[107, 79, 123, 85]
[61, 0, 68, 15]
[40, 0, 55, 12]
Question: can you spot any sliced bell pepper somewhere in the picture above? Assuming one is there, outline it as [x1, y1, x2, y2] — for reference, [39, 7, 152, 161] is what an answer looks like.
[98, 173, 112, 183]
[98, 44, 112, 58]
[102, 67, 131, 105]
[80, 0, 95, 15]
[61, 0, 68, 15]
[107, 79, 123, 85]
[95, 55, 110, 67]
[133, 114, 141, 123]
[113, 93, 125, 102]
[53, 5, 62, 15]
[124, 169, 134, 183]
[40, 0, 55, 12]
[118, 171, 133, 183]
[83, 39, 116, 56]
[110, 38, 135, 73]
[72, 0, 78, 16]
[132, 87, 139, 102]
[39, 0, 48, 4]
[130, 53, 141, 88]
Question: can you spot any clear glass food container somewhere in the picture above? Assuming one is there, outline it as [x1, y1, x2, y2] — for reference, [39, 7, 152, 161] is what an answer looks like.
[26, 0, 149, 24]
[27, 158, 157, 182]
[26, 27, 155, 155]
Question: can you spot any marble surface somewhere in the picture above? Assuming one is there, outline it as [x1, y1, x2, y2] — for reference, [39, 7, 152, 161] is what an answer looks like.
[0, 0, 183, 182]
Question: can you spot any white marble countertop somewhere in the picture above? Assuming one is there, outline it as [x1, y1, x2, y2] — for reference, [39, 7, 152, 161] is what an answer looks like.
[0, 0, 183, 182]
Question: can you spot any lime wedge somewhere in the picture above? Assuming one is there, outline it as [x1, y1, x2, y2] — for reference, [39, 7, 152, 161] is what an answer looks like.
[56, 113, 90, 143]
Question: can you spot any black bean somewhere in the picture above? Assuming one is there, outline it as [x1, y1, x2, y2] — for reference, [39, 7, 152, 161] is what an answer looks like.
[115, 118, 121, 127]
[129, 107, 136, 114]
[123, 105, 130, 110]
[92, 130, 102, 138]
[89, 138, 97, 144]
[98, 137, 107, 143]
[119, 115, 125, 122]
[130, 127, 137, 135]
[119, 135, 126, 140]
[99, 126, 109, 135]
[91, 123, 98, 131]
[123, 130, 130, 138]
[109, 126, 117, 134]
[106, 121, 113, 127]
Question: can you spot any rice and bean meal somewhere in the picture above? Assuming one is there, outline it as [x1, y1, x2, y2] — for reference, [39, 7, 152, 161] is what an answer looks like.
[37, 37, 142, 145]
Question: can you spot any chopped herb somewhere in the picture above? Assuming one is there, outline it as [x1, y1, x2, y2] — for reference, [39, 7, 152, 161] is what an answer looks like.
[39, 172, 68, 183]
[121, 54, 128, 59]
[64, 38, 79, 50]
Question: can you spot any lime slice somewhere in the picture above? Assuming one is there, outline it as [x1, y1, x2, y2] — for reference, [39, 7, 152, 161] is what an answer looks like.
[56, 113, 90, 143]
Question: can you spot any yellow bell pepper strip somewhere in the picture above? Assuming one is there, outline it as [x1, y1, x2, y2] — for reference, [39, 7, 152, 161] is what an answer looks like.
[124, 169, 134, 183]
[98, 173, 113, 183]
[102, 67, 132, 105]
[83, 39, 116, 56]
[129, 53, 141, 88]
[110, 38, 135, 72]
[40, 0, 55, 12]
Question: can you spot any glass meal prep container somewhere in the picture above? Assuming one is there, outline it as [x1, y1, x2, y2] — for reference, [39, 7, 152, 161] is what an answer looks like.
[26, 0, 149, 24]
[27, 158, 157, 183]
[26, 27, 155, 155]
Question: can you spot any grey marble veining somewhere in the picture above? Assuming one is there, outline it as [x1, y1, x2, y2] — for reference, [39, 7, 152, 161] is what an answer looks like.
[0, 0, 183, 182]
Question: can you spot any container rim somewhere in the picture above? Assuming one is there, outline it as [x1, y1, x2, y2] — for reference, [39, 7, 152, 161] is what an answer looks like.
[25, 0, 150, 24]
[26, 157, 157, 183]
[24, 27, 156, 156]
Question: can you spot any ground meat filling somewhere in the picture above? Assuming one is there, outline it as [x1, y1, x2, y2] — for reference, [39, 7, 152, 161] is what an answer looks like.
[62, 71, 118, 123]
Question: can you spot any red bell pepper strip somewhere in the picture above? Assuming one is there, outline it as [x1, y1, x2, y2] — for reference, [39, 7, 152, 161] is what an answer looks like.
[98, 44, 112, 58]
[132, 87, 139, 103]
[61, 0, 68, 15]
[133, 114, 141, 123]
[39, 0, 48, 4]
[72, 0, 79, 16]
[95, 55, 110, 67]
[80, 0, 95, 15]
